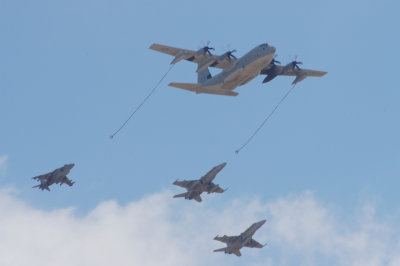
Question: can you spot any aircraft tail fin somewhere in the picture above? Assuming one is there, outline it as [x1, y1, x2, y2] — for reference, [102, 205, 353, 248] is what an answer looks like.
[169, 83, 238, 96]
[197, 67, 212, 83]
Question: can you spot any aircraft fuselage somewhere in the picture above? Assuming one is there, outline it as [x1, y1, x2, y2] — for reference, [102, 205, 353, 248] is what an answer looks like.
[202, 44, 275, 91]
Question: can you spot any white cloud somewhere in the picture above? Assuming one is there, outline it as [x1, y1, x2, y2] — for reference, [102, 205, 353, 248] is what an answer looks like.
[265, 192, 400, 266]
[0, 189, 398, 266]
[0, 155, 7, 176]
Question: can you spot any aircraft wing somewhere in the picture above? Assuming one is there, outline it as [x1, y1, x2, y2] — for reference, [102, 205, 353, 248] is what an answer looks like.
[57, 177, 74, 186]
[150, 43, 195, 58]
[279, 67, 327, 77]
[232, 250, 242, 257]
[168, 82, 238, 96]
[214, 235, 239, 244]
[150, 43, 236, 70]
[207, 183, 225, 194]
[173, 180, 196, 189]
[32, 173, 51, 181]
[244, 239, 264, 248]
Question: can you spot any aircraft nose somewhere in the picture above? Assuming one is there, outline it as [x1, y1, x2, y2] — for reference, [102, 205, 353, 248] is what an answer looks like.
[257, 219, 267, 227]
[269, 45, 276, 53]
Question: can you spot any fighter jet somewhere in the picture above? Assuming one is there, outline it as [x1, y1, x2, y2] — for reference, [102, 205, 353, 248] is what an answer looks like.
[173, 162, 227, 202]
[32, 164, 75, 191]
[214, 219, 266, 257]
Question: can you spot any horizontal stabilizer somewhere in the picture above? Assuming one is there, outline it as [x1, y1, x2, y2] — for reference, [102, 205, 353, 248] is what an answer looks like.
[193, 194, 202, 203]
[169, 83, 238, 96]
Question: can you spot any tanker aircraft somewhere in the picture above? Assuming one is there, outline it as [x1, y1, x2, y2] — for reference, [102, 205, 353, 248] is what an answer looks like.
[32, 164, 75, 191]
[214, 219, 266, 257]
[173, 162, 227, 202]
[150, 43, 327, 96]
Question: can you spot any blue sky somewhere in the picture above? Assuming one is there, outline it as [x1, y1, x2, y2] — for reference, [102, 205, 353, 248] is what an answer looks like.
[1, 0, 400, 265]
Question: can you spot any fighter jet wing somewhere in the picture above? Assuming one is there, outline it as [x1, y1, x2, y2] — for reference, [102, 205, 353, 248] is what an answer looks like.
[207, 183, 225, 194]
[244, 239, 264, 248]
[233, 250, 242, 257]
[57, 177, 74, 186]
[214, 235, 239, 244]
[32, 173, 51, 181]
[173, 180, 197, 189]
[150, 43, 236, 70]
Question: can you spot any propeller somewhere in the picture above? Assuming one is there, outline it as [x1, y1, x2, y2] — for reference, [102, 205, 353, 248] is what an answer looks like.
[271, 55, 280, 65]
[199, 41, 215, 56]
[224, 49, 237, 60]
[291, 60, 302, 69]
[290, 56, 302, 70]
[203, 45, 215, 55]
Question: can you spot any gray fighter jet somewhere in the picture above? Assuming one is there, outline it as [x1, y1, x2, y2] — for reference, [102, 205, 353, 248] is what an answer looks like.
[173, 162, 227, 202]
[32, 164, 75, 191]
[214, 219, 266, 257]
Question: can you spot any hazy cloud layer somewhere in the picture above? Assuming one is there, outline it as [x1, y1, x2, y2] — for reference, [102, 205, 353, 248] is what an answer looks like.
[0, 189, 399, 266]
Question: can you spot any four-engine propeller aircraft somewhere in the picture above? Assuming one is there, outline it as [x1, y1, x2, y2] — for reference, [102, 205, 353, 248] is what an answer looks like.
[150, 43, 327, 96]
[173, 162, 227, 202]
[32, 164, 75, 191]
[214, 219, 267, 257]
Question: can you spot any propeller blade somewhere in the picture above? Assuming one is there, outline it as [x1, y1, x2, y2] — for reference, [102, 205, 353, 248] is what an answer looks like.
[226, 49, 237, 60]
[272, 55, 280, 65]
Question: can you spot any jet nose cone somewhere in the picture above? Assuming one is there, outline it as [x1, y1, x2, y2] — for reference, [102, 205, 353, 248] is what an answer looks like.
[66, 163, 75, 169]
[215, 162, 227, 171]
[255, 219, 267, 228]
